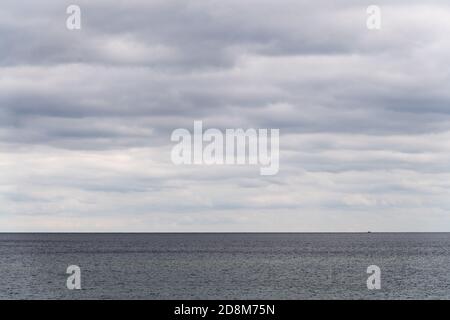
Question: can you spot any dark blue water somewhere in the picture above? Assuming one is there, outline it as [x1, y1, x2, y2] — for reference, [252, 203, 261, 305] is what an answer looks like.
[0, 233, 449, 299]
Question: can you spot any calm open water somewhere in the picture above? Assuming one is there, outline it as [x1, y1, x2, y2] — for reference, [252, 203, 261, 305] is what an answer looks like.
[0, 233, 449, 299]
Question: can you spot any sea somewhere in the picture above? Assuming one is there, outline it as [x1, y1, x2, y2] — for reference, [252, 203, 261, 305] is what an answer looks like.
[0, 233, 449, 299]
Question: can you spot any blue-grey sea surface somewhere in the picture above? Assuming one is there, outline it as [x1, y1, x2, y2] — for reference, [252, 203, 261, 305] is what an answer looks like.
[0, 233, 449, 299]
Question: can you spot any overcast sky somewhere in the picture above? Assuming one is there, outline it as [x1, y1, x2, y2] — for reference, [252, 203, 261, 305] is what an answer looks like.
[1, 0, 450, 231]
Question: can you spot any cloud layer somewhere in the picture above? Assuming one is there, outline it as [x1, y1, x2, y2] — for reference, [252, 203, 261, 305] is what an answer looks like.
[1, 0, 450, 231]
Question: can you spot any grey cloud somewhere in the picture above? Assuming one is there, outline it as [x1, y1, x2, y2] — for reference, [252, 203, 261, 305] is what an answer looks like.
[1, 1, 450, 231]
